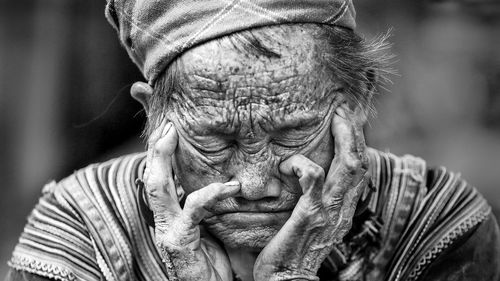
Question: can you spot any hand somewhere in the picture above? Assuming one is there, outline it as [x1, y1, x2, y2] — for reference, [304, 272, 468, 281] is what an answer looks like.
[254, 104, 369, 281]
[144, 119, 239, 281]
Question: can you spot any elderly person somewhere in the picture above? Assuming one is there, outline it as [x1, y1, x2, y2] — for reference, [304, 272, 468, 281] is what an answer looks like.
[6, 1, 500, 281]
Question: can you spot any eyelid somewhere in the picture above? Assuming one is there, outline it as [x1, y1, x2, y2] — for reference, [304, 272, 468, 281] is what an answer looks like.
[271, 131, 313, 148]
[271, 139, 308, 149]
[194, 139, 234, 154]
[193, 143, 233, 166]
[271, 117, 328, 148]
[196, 144, 230, 154]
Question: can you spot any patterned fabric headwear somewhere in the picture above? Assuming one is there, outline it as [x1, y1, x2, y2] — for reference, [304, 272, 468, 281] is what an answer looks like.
[105, 0, 356, 85]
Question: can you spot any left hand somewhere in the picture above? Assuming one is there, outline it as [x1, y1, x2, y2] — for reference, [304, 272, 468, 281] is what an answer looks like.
[253, 103, 369, 281]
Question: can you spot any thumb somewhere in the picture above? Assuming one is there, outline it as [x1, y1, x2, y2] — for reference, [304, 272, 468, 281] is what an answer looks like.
[145, 121, 181, 219]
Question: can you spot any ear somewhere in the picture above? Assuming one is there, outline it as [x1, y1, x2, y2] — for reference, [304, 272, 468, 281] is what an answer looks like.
[130, 81, 153, 113]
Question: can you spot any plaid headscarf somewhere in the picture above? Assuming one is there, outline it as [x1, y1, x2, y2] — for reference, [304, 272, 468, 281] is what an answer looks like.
[105, 0, 356, 85]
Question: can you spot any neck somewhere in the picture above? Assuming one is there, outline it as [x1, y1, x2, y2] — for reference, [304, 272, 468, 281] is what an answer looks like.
[225, 247, 260, 281]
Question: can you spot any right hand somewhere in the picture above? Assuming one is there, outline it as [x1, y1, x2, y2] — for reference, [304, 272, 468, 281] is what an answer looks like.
[144, 119, 239, 281]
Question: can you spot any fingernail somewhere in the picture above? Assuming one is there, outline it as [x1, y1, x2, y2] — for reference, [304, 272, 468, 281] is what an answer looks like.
[161, 122, 173, 136]
[224, 181, 240, 188]
[336, 107, 347, 118]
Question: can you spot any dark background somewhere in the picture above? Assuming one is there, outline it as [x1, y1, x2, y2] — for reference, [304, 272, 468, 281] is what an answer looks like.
[1, 0, 499, 277]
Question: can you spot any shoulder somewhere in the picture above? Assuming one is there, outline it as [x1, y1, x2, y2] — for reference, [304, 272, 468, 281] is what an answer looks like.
[8, 153, 147, 281]
[56, 152, 146, 198]
[420, 213, 500, 281]
[36, 152, 147, 241]
[366, 148, 495, 280]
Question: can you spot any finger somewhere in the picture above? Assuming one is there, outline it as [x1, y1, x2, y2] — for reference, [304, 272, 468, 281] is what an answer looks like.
[331, 105, 368, 181]
[332, 105, 358, 162]
[145, 118, 169, 178]
[333, 173, 371, 239]
[144, 121, 181, 220]
[182, 181, 241, 226]
[324, 106, 366, 209]
[352, 107, 368, 170]
[279, 155, 325, 201]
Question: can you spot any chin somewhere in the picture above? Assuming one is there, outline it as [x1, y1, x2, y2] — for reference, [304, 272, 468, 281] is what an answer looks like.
[203, 212, 290, 250]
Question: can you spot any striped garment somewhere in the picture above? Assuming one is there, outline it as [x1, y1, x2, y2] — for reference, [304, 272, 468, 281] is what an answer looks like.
[8, 148, 492, 281]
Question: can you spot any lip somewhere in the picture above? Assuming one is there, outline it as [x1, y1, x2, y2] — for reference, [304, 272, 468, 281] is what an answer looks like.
[207, 196, 299, 215]
[206, 205, 296, 218]
[205, 211, 293, 226]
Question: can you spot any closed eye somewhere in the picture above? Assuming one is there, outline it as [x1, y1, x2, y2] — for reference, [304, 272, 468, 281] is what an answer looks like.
[197, 145, 231, 154]
[271, 138, 309, 149]
[271, 121, 324, 150]
[194, 139, 235, 155]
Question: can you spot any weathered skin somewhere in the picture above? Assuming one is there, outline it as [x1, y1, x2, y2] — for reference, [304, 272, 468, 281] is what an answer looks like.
[137, 25, 369, 281]
[167, 26, 345, 250]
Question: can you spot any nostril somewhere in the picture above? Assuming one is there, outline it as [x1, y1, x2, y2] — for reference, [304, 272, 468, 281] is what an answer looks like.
[235, 177, 282, 200]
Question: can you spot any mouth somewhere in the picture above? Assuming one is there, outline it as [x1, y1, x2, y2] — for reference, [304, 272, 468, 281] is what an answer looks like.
[204, 210, 293, 227]
[206, 203, 296, 218]
[206, 195, 298, 214]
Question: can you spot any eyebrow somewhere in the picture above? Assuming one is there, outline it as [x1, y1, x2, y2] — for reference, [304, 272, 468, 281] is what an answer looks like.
[259, 110, 325, 134]
[187, 108, 325, 137]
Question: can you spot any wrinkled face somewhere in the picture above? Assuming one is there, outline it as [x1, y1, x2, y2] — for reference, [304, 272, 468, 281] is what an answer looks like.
[166, 27, 345, 250]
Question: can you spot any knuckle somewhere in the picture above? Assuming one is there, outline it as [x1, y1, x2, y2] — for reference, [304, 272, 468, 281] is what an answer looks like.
[296, 197, 323, 218]
[145, 187, 160, 200]
[361, 161, 369, 172]
[304, 164, 325, 180]
[292, 154, 308, 162]
[344, 156, 361, 173]
[338, 218, 353, 236]
[201, 183, 224, 201]
[152, 144, 166, 157]
[154, 214, 174, 229]
[205, 182, 224, 192]
[156, 227, 196, 250]
[184, 183, 225, 209]
[323, 195, 343, 212]
[145, 187, 154, 198]
[145, 176, 169, 192]
[147, 136, 158, 146]
[184, 192, 201, 208]
[179, 211, 199, 228]
[360, 168, 369, 179]
[360, 154, 369, 170]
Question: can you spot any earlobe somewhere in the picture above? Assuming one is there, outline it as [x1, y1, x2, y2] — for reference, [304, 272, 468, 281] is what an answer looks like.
[131, 81, 154, 113]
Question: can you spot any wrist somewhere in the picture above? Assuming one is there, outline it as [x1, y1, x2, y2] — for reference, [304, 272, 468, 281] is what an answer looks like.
[254, 265, 319, 281]
[266, 272, 319, 281]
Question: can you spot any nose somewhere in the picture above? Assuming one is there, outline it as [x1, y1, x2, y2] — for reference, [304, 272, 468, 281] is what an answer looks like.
[231, 158, 281, 200]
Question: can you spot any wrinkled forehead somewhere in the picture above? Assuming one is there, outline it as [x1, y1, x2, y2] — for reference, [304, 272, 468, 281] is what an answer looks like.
[169, 29, 341, 135]
[181, 27, 318, 77]
[178, 25, 333, 89]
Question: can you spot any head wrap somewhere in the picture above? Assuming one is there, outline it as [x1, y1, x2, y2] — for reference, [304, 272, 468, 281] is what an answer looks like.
[105, 0, 356, 85]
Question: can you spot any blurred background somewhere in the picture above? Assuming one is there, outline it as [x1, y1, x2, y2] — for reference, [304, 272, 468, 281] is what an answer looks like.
[0, 0, 499, 277]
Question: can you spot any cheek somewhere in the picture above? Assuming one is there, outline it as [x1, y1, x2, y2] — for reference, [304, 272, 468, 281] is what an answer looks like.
[172, 136, 229, 194]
